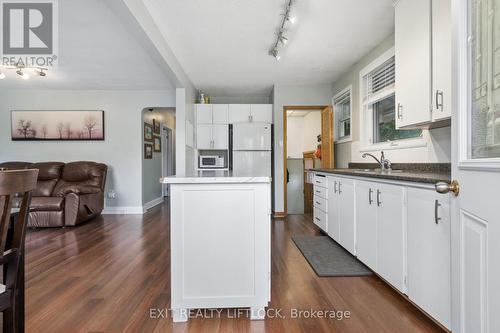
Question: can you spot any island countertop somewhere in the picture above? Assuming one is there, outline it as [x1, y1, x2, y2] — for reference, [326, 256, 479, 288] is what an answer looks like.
[160, 170, 271, 184]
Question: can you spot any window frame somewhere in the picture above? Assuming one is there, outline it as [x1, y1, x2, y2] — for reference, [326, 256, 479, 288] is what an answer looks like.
[332, 85, 352, 144]
[359, 47, 427, 152]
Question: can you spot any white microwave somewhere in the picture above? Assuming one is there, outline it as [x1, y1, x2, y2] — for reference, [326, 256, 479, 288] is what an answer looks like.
[199, 155, 225, 168]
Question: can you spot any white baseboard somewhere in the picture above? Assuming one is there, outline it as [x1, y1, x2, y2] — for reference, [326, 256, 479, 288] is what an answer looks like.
[102, 206, 145, 215]
[143, 197, 164, 212]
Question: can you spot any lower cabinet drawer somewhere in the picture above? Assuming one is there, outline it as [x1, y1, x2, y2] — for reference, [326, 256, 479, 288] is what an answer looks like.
[313, 195, 328, 212]
[313, 174, 328, 188]
[313, 207, 327, 232]
[313, 185, 328, 199]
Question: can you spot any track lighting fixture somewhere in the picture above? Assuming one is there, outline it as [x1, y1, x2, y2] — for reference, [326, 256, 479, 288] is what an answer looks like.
[269, 0, 296, 60]
[0, 62, 47, 80]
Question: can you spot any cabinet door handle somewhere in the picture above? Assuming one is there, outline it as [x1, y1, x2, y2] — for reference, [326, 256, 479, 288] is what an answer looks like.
[434, 200, 442, 224]
[376, 189, 381, 207]
[315, 201, 321, 205]
[334, 181, 338, 193]
[436, 90, 444, 111]
[315, 190, 321, 194]
[368, 188, 373, 205]
[397, 103, 403, 119]
[315, 217, 320, 222]
[338, 182, 342, 194]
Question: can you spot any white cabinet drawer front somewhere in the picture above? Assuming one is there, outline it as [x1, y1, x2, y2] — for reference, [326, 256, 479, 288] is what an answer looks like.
[313, 174, 328, 188]
[313, 207, 327, 232]
[313, 186, 328, 199]
[313, 195, 328, 212]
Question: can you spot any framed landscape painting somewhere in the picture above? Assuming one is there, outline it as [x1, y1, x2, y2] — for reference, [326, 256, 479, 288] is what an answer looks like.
[11, 110, 105, 141]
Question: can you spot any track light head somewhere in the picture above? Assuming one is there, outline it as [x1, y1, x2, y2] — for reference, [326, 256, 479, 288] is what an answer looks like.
[269, 48, 281, 61]
[35, 68, 47, 77]
[16, 69, 29, 80]
[278, 33, 288, 45]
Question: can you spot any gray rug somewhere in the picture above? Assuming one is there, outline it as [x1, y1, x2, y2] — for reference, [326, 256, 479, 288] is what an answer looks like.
[292, 235, 372, 277]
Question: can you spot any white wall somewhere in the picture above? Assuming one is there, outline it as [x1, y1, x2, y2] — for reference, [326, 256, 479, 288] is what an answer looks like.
[286, 112, 322, 158]
[332, 34, 452, 168]
[0, 89, 175, 212]
[273, 84, 334, 213]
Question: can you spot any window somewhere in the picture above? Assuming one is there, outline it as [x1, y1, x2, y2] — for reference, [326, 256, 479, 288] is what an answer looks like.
[333, 86, 352, 142]
[361, 53, 422, 147]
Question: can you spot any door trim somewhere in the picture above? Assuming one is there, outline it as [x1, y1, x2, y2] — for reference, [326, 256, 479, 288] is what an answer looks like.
[283, 105, 332, 216]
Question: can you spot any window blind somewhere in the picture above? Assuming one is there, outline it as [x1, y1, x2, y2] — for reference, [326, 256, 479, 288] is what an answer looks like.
[364, 56, 395, 104]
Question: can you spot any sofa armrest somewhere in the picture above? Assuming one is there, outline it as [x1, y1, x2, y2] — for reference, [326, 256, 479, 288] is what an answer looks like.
[61, 185, 101, 196]
[64, 192, 104, 226]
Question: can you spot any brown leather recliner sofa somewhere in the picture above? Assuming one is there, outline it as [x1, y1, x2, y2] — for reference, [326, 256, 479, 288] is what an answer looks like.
[0, 161, 107, 228]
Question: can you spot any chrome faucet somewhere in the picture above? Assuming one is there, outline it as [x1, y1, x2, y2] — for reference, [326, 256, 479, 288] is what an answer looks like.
[362, 151, 392, 171]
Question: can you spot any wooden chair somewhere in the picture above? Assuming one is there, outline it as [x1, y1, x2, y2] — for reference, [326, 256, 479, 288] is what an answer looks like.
[0, 169, 38, 333]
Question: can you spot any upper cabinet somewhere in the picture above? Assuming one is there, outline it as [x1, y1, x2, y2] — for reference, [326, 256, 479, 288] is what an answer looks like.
[228, 104, 273, 123]
[196, 104, 229, 125]
[394, 0, 451, 128]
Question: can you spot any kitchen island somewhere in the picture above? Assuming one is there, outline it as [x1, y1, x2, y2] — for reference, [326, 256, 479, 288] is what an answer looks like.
[161, 171, 272, 322]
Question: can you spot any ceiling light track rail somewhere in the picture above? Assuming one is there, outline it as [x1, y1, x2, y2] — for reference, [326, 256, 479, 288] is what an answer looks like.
[269, 0, 296, 61]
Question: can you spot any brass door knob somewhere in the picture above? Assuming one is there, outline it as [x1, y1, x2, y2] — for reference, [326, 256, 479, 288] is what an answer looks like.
[435, 180, 460, 196]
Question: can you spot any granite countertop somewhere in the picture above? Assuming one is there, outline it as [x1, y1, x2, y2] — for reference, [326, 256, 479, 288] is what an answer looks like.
[160, 170, 271, 184]
[311, 163, 451, 184]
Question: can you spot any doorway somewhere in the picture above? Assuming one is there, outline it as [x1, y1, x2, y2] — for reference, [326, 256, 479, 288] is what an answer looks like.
[162, 126, 175, 197]
[283, 105, 334, 216]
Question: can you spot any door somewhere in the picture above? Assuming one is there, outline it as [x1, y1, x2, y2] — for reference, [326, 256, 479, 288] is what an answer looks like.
[321, 106, 334, 168]
[232, 123, 271, 151]
[407, 187, 451, 329]
[251, 105, 273, 123]
[196, 125, 212, 149]
[395, 0, 432, 128]
[432, 0, 452, 121]
[355, 180, 378, 270]
[196, 104, 212, 124]
[338, 178, 355, 255]
[327, 177, 340, 241]
[211, 125, 228, 149]
[449, 2, 500, 332]
[376, 183, 405, 292]
[228, 104, 251, 123]
[212, 104, 229, 124]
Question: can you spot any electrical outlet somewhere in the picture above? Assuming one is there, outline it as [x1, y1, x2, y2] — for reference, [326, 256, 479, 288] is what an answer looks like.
[107, 190, 116, 199]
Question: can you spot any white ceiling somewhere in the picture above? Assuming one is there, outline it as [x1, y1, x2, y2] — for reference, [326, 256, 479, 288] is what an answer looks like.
[0, 0, 174, 90]
[144, 0, 395, 97]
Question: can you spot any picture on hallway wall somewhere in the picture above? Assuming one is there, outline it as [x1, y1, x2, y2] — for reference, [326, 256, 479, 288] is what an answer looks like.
[153, 136, 161, 152]
[144, 123, 153, 142]
[153, 118, 161, 134]
[11, 110, 105, 141]
[144, 143, 153, 159]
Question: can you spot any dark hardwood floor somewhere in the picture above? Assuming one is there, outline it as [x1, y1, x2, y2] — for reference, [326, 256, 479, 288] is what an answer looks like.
[25, 203, 444, 333]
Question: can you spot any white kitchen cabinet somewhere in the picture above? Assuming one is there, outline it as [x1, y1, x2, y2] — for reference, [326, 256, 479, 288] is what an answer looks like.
[212, 104, 229, 124]
[407, 188, 451, 329]
[431, 0, 452, 121]
[327, 177, 340, 241]
[196, 125, 212, 150]
[196, 104, 229, 125]
[228, 104, 273, 123]
[355, 180, 378, 270]
[313, 174, 328, 233]
[376, 183, 405, 292]
[394, 0, 451, 128]
[251, 105, 273, 123]
[212, 125, 229, 149]
[228, 104, 251, 123]
[395, 0, 432, 128]
[327, 176, 355, 254]
[196, 104, 213, 124]
[197, 125, 228, 150]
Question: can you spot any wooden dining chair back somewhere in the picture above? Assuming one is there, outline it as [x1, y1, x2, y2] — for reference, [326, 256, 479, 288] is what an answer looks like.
[0, 169, 38, 333]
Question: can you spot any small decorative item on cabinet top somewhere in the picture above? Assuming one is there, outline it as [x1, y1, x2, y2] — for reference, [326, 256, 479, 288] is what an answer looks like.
[144, 143, 153, 159]
[144, 123, 153, 142]
[153, 136, 161, 153]
[198, 90, 206, 104]
[153, 119, 161, 134]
